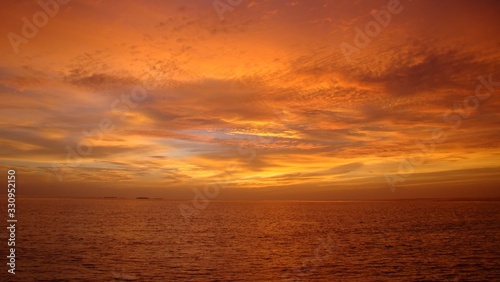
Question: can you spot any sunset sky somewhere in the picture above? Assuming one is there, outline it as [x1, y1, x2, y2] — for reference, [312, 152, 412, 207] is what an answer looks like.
[1, 0, 499, 199]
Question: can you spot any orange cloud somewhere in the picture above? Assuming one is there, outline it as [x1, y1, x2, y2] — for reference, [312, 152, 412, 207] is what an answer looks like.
[1, 0, 499, 199]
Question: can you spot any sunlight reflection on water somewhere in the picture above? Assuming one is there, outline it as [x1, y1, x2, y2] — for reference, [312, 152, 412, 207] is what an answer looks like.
[8, 199, 500, 281]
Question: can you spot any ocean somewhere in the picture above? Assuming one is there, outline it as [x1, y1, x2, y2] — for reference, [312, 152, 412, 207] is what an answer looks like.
[2, 198, 499, 281]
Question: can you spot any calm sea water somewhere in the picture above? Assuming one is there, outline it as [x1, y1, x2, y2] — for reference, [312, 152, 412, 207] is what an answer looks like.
[2, 199, 499, 281]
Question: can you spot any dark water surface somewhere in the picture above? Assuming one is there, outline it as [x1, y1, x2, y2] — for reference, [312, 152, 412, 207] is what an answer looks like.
[2, 199, 499, 281]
